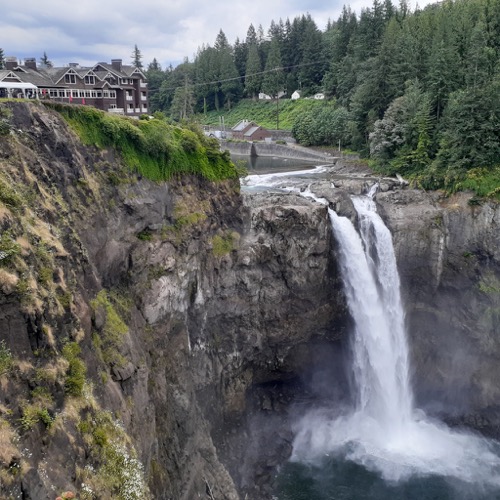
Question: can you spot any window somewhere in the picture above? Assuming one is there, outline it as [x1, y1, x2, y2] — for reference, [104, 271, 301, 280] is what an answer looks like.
[85, 90, 91, 97]
[103, 90, 109, 98]
[64, 74, 76, 84]
[127, 103, 134, 109]
[96, 91, 102, 98]
[58, 90, 65, 97]
[84, 75, 95, 85]
[91, 90, 97, 98]
[109, 104, 117, 109]
[109, 91, 116, 98]
[49, 89, 57, 97]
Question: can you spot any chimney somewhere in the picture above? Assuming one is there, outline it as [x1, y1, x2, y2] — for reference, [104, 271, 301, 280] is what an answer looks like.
[24, 58, 37, 70]
[111, 59, 122, 72]
[5, 56, 17, 70]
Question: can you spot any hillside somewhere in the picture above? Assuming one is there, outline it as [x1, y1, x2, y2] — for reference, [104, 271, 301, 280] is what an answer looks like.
[198, 98, 330, 130]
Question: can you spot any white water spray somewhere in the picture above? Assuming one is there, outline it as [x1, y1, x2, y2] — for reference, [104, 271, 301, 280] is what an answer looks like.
[291, 187, 500, 485]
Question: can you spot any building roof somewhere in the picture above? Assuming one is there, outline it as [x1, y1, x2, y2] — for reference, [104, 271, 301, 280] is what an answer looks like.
[39, 67, 70, 83]
[14, 67, 55, 87]
[232, 119, 251, 132]
[0, 70, 22, 82]
[244, 126, 260, 137]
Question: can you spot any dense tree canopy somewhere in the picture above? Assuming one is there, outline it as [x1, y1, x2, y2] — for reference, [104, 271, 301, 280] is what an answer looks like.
[144, 0, 499, 194]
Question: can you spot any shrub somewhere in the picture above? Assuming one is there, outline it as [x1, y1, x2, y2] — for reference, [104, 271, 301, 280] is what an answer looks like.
[0, 231, 21, 267]
[0, 341, 13, 376]
[0, 178, 23, 209]
[91, 291, 128, 368]
[77, 410, 148, 500]
[0, 268, 18, 295]
[62, 342, 86, 397]
[19, 403, 54, 431]
[212, 231, 240, 257]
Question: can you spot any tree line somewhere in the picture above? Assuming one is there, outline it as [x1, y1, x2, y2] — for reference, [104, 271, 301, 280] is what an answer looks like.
[147, 0, 499, 192]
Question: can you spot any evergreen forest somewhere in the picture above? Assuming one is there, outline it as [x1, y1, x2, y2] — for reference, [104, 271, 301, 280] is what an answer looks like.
[145, 0, 500, 195]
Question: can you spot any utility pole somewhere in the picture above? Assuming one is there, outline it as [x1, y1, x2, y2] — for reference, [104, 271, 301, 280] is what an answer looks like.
[276, 96, 279, 130]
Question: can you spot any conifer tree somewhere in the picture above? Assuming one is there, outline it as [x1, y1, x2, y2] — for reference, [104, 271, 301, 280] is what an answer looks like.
[39, 52, 53, 68]
[262, 38, 284, 98]
[245, 44, 262, 99]
[131, 45, 143, 69]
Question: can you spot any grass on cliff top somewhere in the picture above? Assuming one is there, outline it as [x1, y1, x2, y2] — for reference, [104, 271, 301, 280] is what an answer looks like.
[42, 102, 238, 182]
[198, 98, 332, 130]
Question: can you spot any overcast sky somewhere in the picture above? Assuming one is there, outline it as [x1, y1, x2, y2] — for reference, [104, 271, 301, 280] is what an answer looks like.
[1, 0, 434, 69]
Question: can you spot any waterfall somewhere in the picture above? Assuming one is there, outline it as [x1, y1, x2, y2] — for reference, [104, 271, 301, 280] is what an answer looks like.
[292, 190, 500, 486]
[329, 195, 412, 431]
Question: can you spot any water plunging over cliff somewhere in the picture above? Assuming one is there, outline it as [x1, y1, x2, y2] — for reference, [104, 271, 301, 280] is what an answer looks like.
[289, 189, 500, 495]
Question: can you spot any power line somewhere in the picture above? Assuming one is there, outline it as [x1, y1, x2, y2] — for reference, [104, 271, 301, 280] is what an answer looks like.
[147, 58, 330, 94]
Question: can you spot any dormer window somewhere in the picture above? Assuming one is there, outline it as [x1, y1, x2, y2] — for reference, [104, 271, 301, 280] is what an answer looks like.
[65, 74, 76, 84]
[84, 75, 95, 85]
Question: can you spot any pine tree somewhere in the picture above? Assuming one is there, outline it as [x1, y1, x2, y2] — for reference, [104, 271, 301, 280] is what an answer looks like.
[262, 38, 284, 98]
[233, 37, 247, 80]
[131, 45, 143, 69]
[298, 17, 325, 95]
[170, 75, 195, 121]
[39, 52, 53, 68]
[245, 44, 262, 99]
[147, 58, 162, 71]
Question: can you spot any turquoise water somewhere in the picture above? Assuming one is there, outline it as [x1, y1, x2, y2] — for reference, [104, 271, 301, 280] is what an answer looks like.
[275, 456, 500, 500]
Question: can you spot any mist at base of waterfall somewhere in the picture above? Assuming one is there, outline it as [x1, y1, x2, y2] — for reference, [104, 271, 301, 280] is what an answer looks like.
[290, 406, 500, 486]
[275, 453, 500, 500]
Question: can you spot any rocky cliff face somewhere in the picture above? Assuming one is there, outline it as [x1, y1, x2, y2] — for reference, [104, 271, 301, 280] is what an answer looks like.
[0, 102, 351, 499]
[0, 101, 498, 500]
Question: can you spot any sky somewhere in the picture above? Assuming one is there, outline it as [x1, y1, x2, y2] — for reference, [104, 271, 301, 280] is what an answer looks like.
[1, 0, 434, 70]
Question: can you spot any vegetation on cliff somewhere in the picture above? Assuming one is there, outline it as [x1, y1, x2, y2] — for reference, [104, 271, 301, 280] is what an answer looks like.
[42, 102, 238, 182]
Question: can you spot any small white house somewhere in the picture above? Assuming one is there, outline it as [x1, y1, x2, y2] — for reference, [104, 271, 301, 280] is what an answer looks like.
[291, 90, 301, 100]
[258, 92, 272, 100]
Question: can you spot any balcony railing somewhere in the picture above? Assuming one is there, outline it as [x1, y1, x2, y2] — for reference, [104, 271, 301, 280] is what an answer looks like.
[140, 82, 147, 88]
[126, 95, 133, 101]
[107, 108, 124, 114]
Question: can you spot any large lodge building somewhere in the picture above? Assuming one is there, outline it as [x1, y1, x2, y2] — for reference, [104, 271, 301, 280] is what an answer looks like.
[0, 57, 148, 117]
